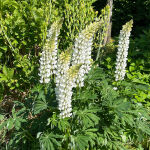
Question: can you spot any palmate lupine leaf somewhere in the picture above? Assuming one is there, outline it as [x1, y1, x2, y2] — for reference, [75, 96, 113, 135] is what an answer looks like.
[86, 67, 105, 81]
[31, 90, 48, 115]
[75, 89, 98, 103]
[38, 132, 63, 150]
[33, 99, 48, 115]
[75, 108, 100, 128]
[8, 129, 34, 150]
[70, 128, 98, 150]
[83, 128, 98, 148]
[71, 134, 89, 150]
[47, 113, 70, 132]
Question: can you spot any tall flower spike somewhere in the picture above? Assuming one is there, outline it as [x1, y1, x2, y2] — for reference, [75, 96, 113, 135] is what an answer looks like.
[55, 64, 81, 118]
[115, 20, 133, 81]
[72, 21, 101, 87]
[39, 19, 62, 83]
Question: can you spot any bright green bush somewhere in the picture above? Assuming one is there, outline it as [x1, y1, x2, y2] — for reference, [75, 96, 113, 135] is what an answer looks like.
[0, 0, 51, 100]
[126, 30, 150, 107]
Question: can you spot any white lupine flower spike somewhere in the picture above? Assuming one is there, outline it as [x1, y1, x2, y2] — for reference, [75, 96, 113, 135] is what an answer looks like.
[55, 64, 82, 118]
[115, 20, 133, 81]
[72, 21, 101, 87]
[39, 20, 62, 83]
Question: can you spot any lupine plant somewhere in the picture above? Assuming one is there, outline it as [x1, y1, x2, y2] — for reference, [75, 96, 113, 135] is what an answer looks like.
[55, 46, 77, 118]
[39, 20, 62, 83]
[56, 64, 81, 118]
[72, 21, 101, 87]
[39, 20, 101, 118]
[115, 20, 133, 81]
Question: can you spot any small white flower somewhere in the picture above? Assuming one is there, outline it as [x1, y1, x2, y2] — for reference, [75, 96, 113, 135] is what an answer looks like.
[113, 87, 118, 90]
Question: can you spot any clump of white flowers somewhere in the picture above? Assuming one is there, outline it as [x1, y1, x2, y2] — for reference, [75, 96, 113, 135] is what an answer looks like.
[55, 56, 81, 118]
[72, 22, 100, 87]
[39, 20, 102, 118]
[39, 20, 62, 83]
[115, 20, 133, 81]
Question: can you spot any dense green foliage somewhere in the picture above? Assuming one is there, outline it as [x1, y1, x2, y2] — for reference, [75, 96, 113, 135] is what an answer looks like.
[0, 0, 150, 150]
[0, 66, 150, 149]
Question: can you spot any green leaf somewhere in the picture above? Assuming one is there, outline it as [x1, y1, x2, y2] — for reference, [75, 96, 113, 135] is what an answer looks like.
[15, 120, 21, 130]
[0, 73, 8, 81]
[0, 121, 7, 130]
[76, 108, 100, 128]
[74, 134, 89, 150]
[0, 114, 4, 121]
[3, 0, 19, 8]
[2, 65, 8, 76]
[7, 118, 14, 130]
[126, 73, 133, 79]
[129, 66, 135, 72]
[0, 46, 7, 51]
[34, 99, 48, 114]
[77, 90, 98, 102]
[39, 132, 62, 150]
[8, 69, 14, 79]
